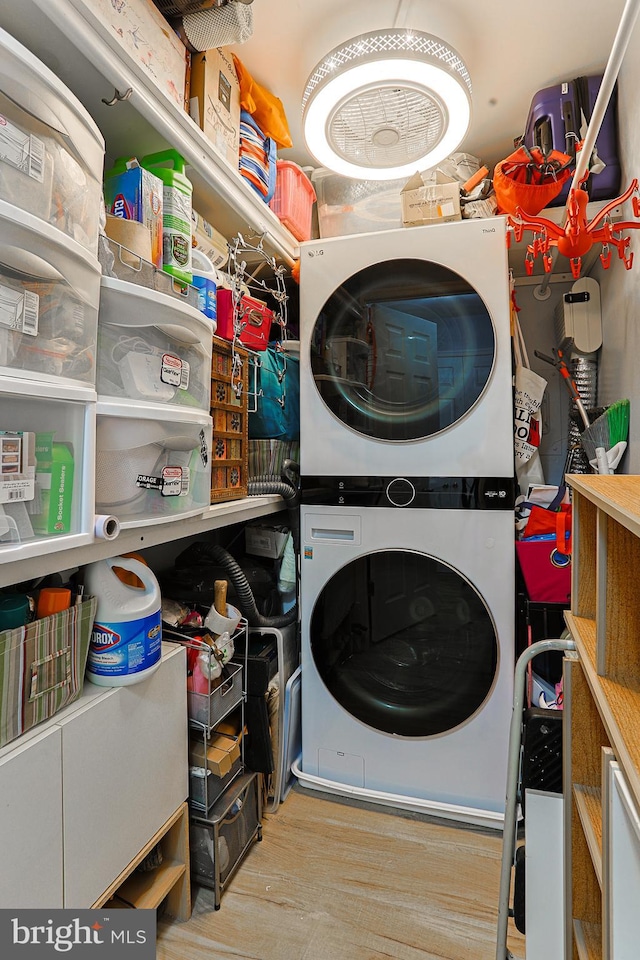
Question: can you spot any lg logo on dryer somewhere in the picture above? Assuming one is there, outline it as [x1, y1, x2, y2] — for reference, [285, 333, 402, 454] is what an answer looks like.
[307, 249, 324, 257]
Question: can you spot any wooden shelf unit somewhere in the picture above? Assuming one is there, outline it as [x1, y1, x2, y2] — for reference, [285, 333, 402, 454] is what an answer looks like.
[565, 475, 640, 960]
[94, 802, 190, 921]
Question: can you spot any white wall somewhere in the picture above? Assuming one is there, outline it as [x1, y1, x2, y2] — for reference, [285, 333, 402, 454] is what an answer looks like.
[594, 24, 640, 474]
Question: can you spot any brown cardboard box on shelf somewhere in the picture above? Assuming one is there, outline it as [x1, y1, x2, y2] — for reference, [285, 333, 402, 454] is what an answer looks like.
[87, 0, 189, 111]
[189, 732, 241, 778]
[190, 48, 241, 168]
[401, 171, 462, 227]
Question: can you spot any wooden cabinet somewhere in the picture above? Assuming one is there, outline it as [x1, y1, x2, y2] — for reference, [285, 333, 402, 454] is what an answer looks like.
[564, 475, 640, 959]
[95, 801, 190, 920]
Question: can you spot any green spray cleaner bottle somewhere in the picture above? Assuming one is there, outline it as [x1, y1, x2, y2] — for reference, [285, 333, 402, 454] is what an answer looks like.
[141, 149, 192, 284]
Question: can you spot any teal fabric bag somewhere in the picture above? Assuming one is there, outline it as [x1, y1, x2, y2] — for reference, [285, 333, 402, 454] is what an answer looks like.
[249, 349, 299, 440]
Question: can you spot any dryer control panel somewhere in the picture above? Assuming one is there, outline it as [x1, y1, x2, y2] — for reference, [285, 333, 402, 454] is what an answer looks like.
[301, 475, 516, 509]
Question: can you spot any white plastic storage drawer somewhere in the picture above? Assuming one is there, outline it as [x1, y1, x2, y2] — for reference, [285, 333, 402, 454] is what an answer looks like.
[97, 277, 213, 412]
[95, 400, 212, 528]
[0, 378, 95, 561]
[0, 26, 104, 254]
[0, 201, 101, 387]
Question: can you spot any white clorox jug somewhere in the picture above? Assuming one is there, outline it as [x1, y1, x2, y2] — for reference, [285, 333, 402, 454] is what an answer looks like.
[84, 556, 162, 686]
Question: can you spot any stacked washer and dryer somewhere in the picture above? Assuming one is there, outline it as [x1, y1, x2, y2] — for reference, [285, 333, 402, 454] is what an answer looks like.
[293, 218, 516, 828]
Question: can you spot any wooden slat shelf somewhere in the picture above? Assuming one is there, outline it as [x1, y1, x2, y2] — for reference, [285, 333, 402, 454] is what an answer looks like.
[566, 613, 640, 815]
[566, 476, 640, 958]
[568, 475, 640, 540]
[114, 862, 187, 911]
[574, 785, 603, 887]
[573, 918, 602, 960]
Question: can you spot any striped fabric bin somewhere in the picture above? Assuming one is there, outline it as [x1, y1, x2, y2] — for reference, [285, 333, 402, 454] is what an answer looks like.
[0, 596, 97, 749]
[238, 110, 277, 203]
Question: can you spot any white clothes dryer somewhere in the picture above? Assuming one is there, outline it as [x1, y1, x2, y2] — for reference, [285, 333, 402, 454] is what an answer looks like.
[295, 483, 514, 828]
[299, 218, 513, 479]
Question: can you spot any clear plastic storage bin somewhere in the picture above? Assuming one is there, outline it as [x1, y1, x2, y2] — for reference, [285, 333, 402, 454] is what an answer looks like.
[95, 400, 212, 528]
[0, 27, 104, 254]
[0, 201, 100, 387]
[97, 277, 213, 412]
[0, 378, 95, 561]
[311, 167, 405, 238]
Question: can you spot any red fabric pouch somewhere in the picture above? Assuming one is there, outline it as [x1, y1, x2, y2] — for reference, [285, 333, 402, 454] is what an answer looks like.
[516, 539, 572, 604]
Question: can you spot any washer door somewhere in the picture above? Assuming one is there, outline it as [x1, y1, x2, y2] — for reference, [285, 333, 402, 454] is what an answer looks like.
[310, 549, 498, 737]
[310, 257, 495, 441]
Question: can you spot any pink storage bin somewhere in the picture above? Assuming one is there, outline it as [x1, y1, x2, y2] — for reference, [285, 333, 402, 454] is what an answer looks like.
[269, 160, 316, 242]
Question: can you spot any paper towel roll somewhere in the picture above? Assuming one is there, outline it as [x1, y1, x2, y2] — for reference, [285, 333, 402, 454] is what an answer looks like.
[94, 514, 121, 541]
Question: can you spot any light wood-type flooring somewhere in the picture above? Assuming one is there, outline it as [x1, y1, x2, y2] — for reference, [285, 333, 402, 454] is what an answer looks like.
[156, 786, 525, 960]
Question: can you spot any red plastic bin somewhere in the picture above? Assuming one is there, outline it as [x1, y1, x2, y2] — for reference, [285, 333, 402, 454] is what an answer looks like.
[216, 288, 273, 351]
[269, 160, 316, 242]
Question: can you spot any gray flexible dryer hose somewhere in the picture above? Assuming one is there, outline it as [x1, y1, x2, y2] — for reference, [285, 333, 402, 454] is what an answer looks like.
[199, 543, 297, 627]
[203, 466, 300, 628]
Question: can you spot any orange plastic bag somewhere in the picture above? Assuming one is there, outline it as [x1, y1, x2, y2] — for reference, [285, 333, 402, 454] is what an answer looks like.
[232, 53, 293, 149]
[493, 145, 573, 215]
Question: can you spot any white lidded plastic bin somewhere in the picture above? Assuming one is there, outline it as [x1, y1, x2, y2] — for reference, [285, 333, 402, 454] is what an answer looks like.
[0, 199, 101, 387]
[95, 398, 212, 528]
[0, 26, 104, 255]
[97, 276, 213, 412]
[0, 376, 95, 562]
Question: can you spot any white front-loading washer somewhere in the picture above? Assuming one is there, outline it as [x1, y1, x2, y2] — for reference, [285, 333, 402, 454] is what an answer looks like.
[299, 218, 513, 479]
[295, 482, 515, 828]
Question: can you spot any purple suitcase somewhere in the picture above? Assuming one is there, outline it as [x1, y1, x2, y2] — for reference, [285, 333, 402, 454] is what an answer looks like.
[523, 75, 620, 206]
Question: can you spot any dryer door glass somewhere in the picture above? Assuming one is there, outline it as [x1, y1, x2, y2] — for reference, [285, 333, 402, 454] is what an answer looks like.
[311, 258, 495, 441]
[310, 549, 498, 737]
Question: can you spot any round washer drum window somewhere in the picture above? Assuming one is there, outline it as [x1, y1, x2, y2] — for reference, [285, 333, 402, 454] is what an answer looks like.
[310, 258, 496, 442]
[310, 549, 498, 737]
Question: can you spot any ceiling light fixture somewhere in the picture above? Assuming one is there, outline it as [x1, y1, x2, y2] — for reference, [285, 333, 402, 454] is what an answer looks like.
[302, 29, 472, 181]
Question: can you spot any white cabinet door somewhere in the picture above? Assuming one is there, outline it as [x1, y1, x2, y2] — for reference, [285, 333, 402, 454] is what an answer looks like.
[606, 762, 640, 960]
[0, 725, 63, 907]
[524, 790, 564, 960]
[59, 643, 188, 907]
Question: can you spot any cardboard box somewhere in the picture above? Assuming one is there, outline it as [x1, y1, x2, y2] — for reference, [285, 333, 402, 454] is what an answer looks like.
[30, 435, 74, 535]
[189, 732, 241, 778]
[190, 48, 241, 168]
[401, 171, 462, 227]
[104, 160, 164, 269]
[192, 209, 229, 269]
[0, 431, 35, 504]
[83, 0, 189, 111]
[245, 522, 289, 559]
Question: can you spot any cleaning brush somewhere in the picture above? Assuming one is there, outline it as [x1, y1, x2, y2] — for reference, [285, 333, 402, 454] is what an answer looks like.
[580, 398, 630, 474]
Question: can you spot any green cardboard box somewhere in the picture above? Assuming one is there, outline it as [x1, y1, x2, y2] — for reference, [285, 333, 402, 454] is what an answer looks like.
[31, 435, 75, 535]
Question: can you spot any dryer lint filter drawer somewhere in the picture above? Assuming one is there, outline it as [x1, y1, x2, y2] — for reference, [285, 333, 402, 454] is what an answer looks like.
[97, 277, 213, 412]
